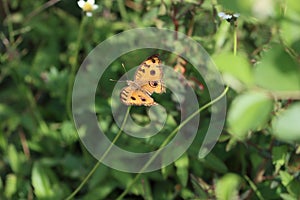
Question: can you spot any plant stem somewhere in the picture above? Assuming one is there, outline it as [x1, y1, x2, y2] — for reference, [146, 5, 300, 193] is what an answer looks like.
[244, 175, 264, 200]
[66, 16, 87, 121]
[233, 25, 238, 56]
[117, 0, 127, 20]
[116, 86, 229, 199]
[3, 0, 14, 43]
[25, 0, 61, 23]
[65, 107, 131, 200]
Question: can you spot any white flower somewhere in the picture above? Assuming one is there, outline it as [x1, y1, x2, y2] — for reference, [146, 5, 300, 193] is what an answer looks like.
[77, 0, 99, 17]
[218, 12, 240, 23]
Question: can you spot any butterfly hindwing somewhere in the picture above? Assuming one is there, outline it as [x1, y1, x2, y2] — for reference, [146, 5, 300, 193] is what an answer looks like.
[140, 80, 165, 95]
[120, 86, 156, 106]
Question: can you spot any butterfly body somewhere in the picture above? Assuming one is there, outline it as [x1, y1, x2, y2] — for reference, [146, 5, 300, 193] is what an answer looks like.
[120, 54, 166, 106]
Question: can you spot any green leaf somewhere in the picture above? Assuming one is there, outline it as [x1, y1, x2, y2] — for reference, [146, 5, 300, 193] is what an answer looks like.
[161, 164, 174, 179]
[243, 175, 264, 200]
[60, 121, 78, 144]
[83, 181, 117, 200]
[280, 193, 298, 200]
[218, 0, 254, 16]
[7, 145, 20, 173]
[271, 102, 300, 142]
[0, 176, 2, 190]
[213, 52, 254, 89]
[280, 2, 300, 47]
[286, 179, 300, 198]
[0, 104, 20, 134]
[272, 145, 288, 173]
[199, 153, 228, 173]
[32, 162, 54, 199]
[286, 0, 300, 12]
[180, 188, 195, 199]
[88, 165, 109, 189]
[141, 177, 153, 200]
[279, 171, 300, 197]
[4, 174, 17, 198]
[254, 44, 300, 91]
[190, 175, 209, 199]
[280, 171, 294, 186]
[215, 173, 242, 200]
[174, 153, 189, 187]
[111, 171, 133, 189]
[227, 91, 273, 140]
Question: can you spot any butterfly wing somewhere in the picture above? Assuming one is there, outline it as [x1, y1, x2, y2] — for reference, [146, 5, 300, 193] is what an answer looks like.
[134, 54, 166, 94]
[120, 86, 156, 106]
[140, 80, 165, 95]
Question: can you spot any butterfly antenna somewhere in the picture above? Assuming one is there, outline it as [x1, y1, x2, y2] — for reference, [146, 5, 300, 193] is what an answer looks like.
[110, 63, 129, 82]
[121, 63, 130, 80]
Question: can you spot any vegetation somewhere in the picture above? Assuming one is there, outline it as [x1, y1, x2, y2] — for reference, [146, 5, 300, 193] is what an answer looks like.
[1, 0, 300, 199]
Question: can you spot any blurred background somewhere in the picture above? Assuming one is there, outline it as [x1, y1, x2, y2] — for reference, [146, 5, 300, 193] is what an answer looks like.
[1, 0, 300, 199]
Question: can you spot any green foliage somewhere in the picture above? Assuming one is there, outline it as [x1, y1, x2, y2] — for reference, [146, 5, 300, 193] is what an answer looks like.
[227, 91, 273, 140]
[272, 103, 300, 142]
[254, 44, 300, 91]
[215, 173, 242, 200]
[1, 0, 300, 199]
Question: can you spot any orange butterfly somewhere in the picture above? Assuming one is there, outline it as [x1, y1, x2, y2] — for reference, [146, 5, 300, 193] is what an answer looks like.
[120, 54, 166, 106]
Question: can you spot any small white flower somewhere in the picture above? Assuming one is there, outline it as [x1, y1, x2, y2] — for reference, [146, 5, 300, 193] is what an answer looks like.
[77, 0, 99, 17]
[218, 12, 240, 23]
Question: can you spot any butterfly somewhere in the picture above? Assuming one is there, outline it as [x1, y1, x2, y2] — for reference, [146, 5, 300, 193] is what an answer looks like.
[120, 54, 166, 106]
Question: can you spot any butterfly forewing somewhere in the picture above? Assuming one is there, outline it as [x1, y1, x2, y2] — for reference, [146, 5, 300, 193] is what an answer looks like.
[119, 54, 165, 106]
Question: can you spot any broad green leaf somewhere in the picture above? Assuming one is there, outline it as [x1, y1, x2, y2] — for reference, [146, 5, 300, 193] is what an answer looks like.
[174, 153, 189, 187]
[254, 44, 300, 91]
[7, 145, 20, 173]
[215, 173, 242, 200]
[282, 0, 300, 48]
[180, 188, 195, 199]
[271, 102, 300, 142]
[213, 52, 254, 89]
[199, 153, 228, 173]
[0, 130, 8, 151]
[227, 91, 273, 140]
[280, 10, 300, 48]
[32, 163, 54, 199]
[4, 174, 17, 198]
